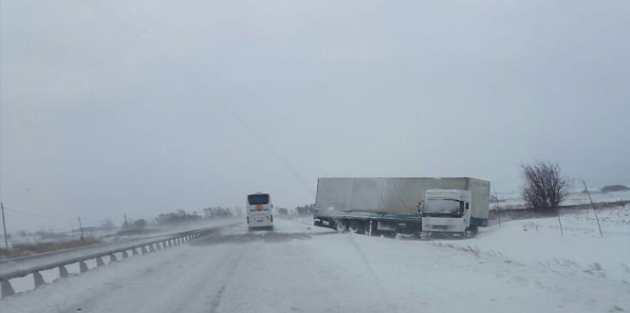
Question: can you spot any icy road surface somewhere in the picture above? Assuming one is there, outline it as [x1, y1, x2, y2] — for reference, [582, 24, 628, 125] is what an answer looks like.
[1, 218, 629, 313]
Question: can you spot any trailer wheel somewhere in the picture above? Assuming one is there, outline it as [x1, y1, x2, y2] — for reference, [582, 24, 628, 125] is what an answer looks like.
[348, 220, 363, 234]
[334, 219, 348, 233]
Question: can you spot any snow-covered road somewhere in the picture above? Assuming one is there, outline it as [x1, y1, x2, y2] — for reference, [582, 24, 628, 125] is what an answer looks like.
[1, 218, 628, 313]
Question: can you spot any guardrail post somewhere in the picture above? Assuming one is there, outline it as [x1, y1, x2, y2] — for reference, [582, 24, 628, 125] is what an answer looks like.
[141, 246, 148, 255]
[122, 250, 129, 259]
[33, 271, 45, 288]
[158, 242, 164, 249]
[96, 256, 105, 267]
[1, 279, 15, 299]
[110, 253, 118, 262]
[132, 247, 139, 256]
[80, 261, 89, 273]
[149, 244, 156, 252]
[59, 265, 69, 278]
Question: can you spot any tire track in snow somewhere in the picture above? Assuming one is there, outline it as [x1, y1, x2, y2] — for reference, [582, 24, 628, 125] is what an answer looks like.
[207, 248, 243, 313]
[345, 235, 398, 311]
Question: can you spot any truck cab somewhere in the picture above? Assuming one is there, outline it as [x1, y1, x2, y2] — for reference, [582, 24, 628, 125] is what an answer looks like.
[421, 189, 475, 238]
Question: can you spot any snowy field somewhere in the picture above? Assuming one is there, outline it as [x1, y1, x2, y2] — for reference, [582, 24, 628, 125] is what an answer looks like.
[438, 204, 630, 284]
[1, 211, 628, 313]
[494, 189, 630, 210]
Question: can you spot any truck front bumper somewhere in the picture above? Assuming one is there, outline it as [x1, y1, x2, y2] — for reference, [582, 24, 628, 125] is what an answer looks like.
[422, 217, 467, 233]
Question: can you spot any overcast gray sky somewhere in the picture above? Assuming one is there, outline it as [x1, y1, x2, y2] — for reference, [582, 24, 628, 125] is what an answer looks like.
[1, 0, 629, 231]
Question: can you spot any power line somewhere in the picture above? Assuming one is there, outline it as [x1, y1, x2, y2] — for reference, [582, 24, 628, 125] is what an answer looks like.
[86, 1, 316, 199]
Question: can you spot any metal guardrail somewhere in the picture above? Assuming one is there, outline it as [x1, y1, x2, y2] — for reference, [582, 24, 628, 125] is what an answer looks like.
[0, 225, 222, 299]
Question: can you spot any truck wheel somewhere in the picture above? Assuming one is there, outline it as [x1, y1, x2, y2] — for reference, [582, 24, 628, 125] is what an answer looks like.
[314, 220, 323, 227]
[470, 226, 478, 236]
[465, 227, 478, 238]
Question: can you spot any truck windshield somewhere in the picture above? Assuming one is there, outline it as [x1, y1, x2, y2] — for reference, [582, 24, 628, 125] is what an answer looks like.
[424, 199, 461, 214]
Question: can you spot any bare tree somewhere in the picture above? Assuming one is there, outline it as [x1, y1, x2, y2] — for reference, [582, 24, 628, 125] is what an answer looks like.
[521, 161, 569, 212]
[100, 219, 116, 234]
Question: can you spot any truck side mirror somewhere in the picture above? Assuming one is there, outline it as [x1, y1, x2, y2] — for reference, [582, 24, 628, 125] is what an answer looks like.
[465, 203, 470, 210]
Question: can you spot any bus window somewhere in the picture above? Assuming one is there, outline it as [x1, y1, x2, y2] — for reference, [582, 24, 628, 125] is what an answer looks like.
[248, 194, 270, 205]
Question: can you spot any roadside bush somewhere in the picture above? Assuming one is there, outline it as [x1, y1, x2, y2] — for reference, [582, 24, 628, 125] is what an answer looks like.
[296, 204, 315, 215]
[156, 210, 202, 226]
[521, 161, 569, 212]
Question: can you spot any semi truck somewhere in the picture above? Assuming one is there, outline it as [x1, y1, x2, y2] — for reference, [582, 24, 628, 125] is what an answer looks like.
[313, 177, 490, 238]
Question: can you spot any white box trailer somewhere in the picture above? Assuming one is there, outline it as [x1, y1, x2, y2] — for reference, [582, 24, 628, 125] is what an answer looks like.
[314, 177, 490, 237]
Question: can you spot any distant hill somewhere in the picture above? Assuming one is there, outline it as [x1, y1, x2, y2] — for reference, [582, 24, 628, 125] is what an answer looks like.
[600, 185, 630, 193]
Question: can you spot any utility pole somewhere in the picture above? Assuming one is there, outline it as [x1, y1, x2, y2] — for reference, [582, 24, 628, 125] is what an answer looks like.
[581, 178, 603, 238]
[556, 208, 564, 236]
[493, 189, 501, 228]
[124, 214, 128, 228]
[77, 216, 84, 241]
[1, 203, 8, 250]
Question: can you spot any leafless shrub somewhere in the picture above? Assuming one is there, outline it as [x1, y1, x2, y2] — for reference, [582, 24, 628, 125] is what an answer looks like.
[521, 161, 569, 212]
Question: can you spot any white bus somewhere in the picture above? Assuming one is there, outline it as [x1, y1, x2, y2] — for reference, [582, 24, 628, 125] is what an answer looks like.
[246, 193, 273, 229]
